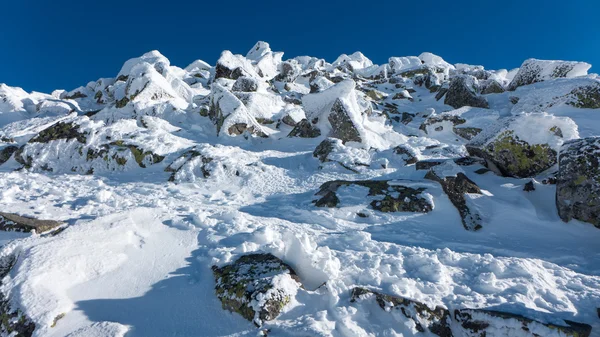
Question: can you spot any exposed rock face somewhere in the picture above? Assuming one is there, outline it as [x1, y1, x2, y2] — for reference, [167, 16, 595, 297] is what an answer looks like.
[480, 79, 505, 94]
[29, 122, 87, 144]
[425, 170, 483, 231]
[232, 77, 259, 92]
[328, 98, 362, 143]
[351, 288, 592, 337]
[556, 137, 600, 227]
[567, 82, 600, 109]
[0, 212, 62, 233]
[212, 253, 300, 327]
[444, 76, 488, 109]
[350, 288, 452, 337]
[314, 180, 433, 213]
[287, 119, 321, 138]
[313, 138, 336, 163]
[467, 131, 557, 178]
[0, 146, 18, 165]
[508, 58, 591, 90]
[0, 255, 35, 337]
[454, 309, 592, 337]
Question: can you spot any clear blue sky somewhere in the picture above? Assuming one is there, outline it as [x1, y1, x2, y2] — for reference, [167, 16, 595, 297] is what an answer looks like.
[2, 0, 598, 93]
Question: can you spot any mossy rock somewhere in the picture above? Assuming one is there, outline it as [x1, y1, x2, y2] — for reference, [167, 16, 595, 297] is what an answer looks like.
[468, 131, 557, 178]
[567, 84, 600, 109]
[212, 253, 300, 327]
[29, 122, 87, 144]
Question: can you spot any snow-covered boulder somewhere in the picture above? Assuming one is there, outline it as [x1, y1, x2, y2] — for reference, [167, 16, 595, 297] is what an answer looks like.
[246, 41, 283, 79]
[566, 81, 600, 109]
[0, 254, 35, 336]
[314, 179, 434, 212]
[214, 50, 260, 80]
[212, 253, 300, 327]
[556, 137, 600, 228]
[508, 58, 591, 91]
[208, 84, 268, 137]
[303, 79, 368, 144]
[232, 76, 259, 92]
[287, 119, 321, 138]
[467, 113, 578, 178]
[312, 138, 371, 172]
[444, 75, 489, 109]
[350, 288, 452, 336]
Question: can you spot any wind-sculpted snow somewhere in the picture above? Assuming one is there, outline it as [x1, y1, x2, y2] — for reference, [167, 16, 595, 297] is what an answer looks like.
[0, 41, 599, 336]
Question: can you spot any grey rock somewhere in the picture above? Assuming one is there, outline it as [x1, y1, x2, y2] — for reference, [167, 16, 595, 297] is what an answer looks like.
[444, 75, 489, 109]
[232, 77, 259, 92]
[287, 119, 321, 138]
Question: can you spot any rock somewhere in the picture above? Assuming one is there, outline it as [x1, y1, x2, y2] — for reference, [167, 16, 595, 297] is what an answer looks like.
[567, 82, 600, 109]
[350, 288, 452, 337]
[0, 255, 35, 336]
[0, 212, 62, 233]
[29, 122, 87, 144]
[425, 170, 483, 231]
[0, 145, 18, 165]
[508, 58, 591, 90]
[453, 127, 482, 140]
[444, 75, 489, 109]
[365, 90, 385, 101]
[523, 180, 535, 192]
[287, 119, 321, 138]
[393, 145, 418, 165]
[274, 61, 300, 83]
[313, 138, 336, 162]
[480, 79, 505, 94]
[214, 50, 259, 80]
[556, 137, 600, 227]
[212, 253, 300, 327]
[416, 158, 485, 171]
[454, 309, 592, 337]
[327, 98, 362, 143]
[232, 77, 259, 92]
[313, 180, 433, 213]
[467, 130, 557, 178]
[165, 149, 213, 182]
[419, 115, 466, 134]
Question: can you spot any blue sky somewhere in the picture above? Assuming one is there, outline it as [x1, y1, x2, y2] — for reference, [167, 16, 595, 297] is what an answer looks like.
[2, 0, 598, 93]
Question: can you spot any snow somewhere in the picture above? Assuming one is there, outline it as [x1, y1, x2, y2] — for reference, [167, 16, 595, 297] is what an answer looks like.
[0, 43, 599, 337]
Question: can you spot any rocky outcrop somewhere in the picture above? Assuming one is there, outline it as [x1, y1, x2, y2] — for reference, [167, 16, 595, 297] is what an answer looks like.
[313, 180, 433, 213]
[29, 122, 87, 144]
[444, 76, 488, 109]
[0, 255, 35, 337]
[425, 170, 483, 231]
[212, 253, 300, 327]
[567, 82, 600, 109]
[351, 288, 592, 337]
[0, 212, 62, 233]
[350, 288, 452, 337]
[508, 59, 591, 90]
[454, 309, 591, 337]
[556, 137, 600, 227]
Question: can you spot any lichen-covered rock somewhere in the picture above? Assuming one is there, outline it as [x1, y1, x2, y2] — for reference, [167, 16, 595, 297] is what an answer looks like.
[566, 82, 600, 109]
[212, 253, 300, 327]
[466, 114, 577, 178]
[0, 255, 35, 337]
[508, 58, 591, 91]
[425, 170, 483, 231]
[350, 288, 452, 337]
[29, 122, 87, 144]
[287, 119, 321, 138]
[556, 137, 600, 227]
[444, 76, 489, 109]
[0, 212, 62, 233]
[454, 309, 591, 337]
[313, 180, 433, 213]
[232, 77, 259, 92]
[468, 130, 557, 178]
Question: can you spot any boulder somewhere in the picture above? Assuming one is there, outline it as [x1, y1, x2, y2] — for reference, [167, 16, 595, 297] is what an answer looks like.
[425, 170, 483, 231]
[0, 145, 18, 165]
[556, 137, 600, 227]
[480, 79, 505, 94]
[444, 75, 488, 109]
[313, 180, 433, 213]
[350, 288, 452, 337]
[312, 138, 371, 173]
[454, 309, 591, 337]
[214, 50, 259, 80]
[232, 77, 259, 92]
[566, 82, 600, 109]
[0, 212, 62, 233]
[212, 253, 300, 327]
[287, 119, 321, 138]
[508, 58, 591, 91]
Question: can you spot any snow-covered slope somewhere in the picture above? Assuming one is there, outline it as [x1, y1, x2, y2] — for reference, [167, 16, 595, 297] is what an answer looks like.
[1, 42, 600, 337]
